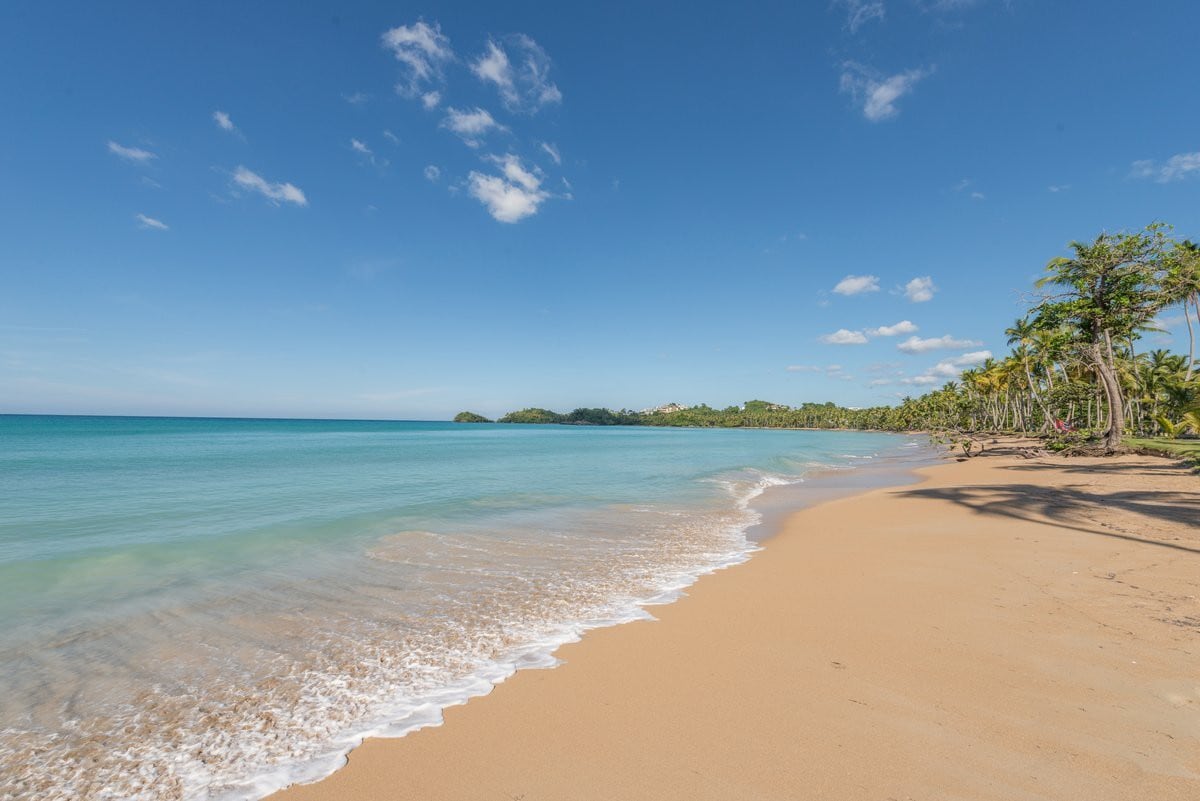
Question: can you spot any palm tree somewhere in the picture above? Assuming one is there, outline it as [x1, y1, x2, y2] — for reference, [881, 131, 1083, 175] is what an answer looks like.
[1006, 316, 1054, 429]
[1034, 225, 1173, 452]
[1164, 240, 1200, 380]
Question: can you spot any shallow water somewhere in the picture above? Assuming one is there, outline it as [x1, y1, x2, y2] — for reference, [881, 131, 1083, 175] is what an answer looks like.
[0, 416, 932, 800]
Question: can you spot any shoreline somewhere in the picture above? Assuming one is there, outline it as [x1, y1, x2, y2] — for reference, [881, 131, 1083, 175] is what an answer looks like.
[272, 446, 1199, 801]
[253, 437, 941, 798]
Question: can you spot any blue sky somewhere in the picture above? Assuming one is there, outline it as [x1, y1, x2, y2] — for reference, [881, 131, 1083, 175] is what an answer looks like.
[1, 0, 1198, 419]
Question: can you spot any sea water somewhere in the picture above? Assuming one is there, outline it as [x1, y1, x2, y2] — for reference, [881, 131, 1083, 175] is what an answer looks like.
[0, 416, 931, 800]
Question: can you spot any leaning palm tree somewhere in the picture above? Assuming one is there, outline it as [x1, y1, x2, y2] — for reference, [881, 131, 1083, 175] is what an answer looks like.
[1034, 225, 1173, 453]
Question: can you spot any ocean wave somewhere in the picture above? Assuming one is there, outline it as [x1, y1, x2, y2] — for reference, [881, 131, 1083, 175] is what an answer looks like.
[0, 441, 933, 801]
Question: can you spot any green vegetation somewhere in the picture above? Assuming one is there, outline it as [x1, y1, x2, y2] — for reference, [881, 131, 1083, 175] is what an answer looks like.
[452, 411, 492, 423]
[497, 408, 565, 424]
[481, 224, 1199, 461]
[1125, 437, 1200, 470]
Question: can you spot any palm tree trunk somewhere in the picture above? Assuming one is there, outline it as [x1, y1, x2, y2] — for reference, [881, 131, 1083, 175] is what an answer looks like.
[1186, 294, 1197, 381]
[1023, 358, 1053, 430]
[1092, 339, 1125, 453]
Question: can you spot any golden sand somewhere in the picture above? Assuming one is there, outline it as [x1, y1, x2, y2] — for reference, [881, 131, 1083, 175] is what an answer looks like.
[273, 449, 1200, 801]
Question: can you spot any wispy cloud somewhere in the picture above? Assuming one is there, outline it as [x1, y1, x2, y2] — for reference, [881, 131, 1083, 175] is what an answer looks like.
[540, 141, 562, 165]
[424, 164, 441, 182]
[383, 129, 401, 145]
[866, 320, 918, 337]
[916, 0, 985, 11]
[468, 154, 552, 223]
[107, 140, 157, 163]
[471, 35, 562, 112]
[350, 138, 386, 167]
[833, 274, 880, 295]
[899, 374, 941, 386]
[1047, 184, 1070, 193]
[951, 178, 983, 199]
[1131, 151, 1200, 183]
[421, 91, 441, 109]
[342, 91, 370, 106]
[232, 166, 308, 207]
[135, 213, 168, 231]
[212, 110, 237, 133]
[897, 334, 981, 353]
[839, 62, 933, 122]
[903, 275, 936, 302]
[382, 20, 454, 97]
[820, 328, 869, 345]
[441, 106, 506, 147]
[787, 364, 851, 380]
[834, 0, 886, 33]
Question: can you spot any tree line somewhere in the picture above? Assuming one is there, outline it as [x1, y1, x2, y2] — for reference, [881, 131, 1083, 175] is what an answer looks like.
[456, 223, 1199, 455]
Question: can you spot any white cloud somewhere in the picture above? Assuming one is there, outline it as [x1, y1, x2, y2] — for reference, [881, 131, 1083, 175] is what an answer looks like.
[820, 329, 869, 345]
[232, 166, 308, 206]
[930, 350, 992, 374]
[468, 154, 550, 223]
[970, 191, 985, 200]
[839, 62, 933, 122]
[135, 213, 168, 230]
[382, 21, 453, 97]
[1160, 154, 1200, 181]
[342, 91, 369, 105]
[424, 165, 441, 182]
[421, 91, 441, 109]
[540, 141, 562, 165]
[107, 140, 157, 163]
[383, 129, 400, 145]
[833, 274, 880, 295]
[471, 35, 562, 112]
[897, 334, 981, 353]
[350, 138, 385, 167]
[834, 0, 885, 33]
[903, 276, 936, 302]
[866, 320, 918, 337]
[902, 350, 992, 385]
[472, 40, 512, 97]
[1131, 151, 1200, 183]
[1048, 184, 1070, 193]
[441, 106, 506, 147]
[868, 378, 892, 386]
[213, 110, 236, 132]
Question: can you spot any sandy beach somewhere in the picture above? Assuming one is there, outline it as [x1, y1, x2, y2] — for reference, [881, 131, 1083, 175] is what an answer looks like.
[273, 447, 1200, 801]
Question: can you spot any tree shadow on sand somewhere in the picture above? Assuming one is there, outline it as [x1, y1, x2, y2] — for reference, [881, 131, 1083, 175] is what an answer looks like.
[896, 482, 1200, 556]
[1000, 460, 1196, 479]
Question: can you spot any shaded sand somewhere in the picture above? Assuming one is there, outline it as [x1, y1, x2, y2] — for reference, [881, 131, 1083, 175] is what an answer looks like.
[273, 449, 1200, 801]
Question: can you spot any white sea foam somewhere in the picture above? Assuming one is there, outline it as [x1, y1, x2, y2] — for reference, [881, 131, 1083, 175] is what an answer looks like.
[209, 483, 769, 801]
[0, 427, 934, 801]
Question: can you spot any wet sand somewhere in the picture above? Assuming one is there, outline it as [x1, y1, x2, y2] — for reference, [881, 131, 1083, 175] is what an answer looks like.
[273, 447, 1200, 801]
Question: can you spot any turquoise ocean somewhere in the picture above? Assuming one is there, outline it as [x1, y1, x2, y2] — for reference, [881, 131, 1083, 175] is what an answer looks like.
[0, 416, 931, 800]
